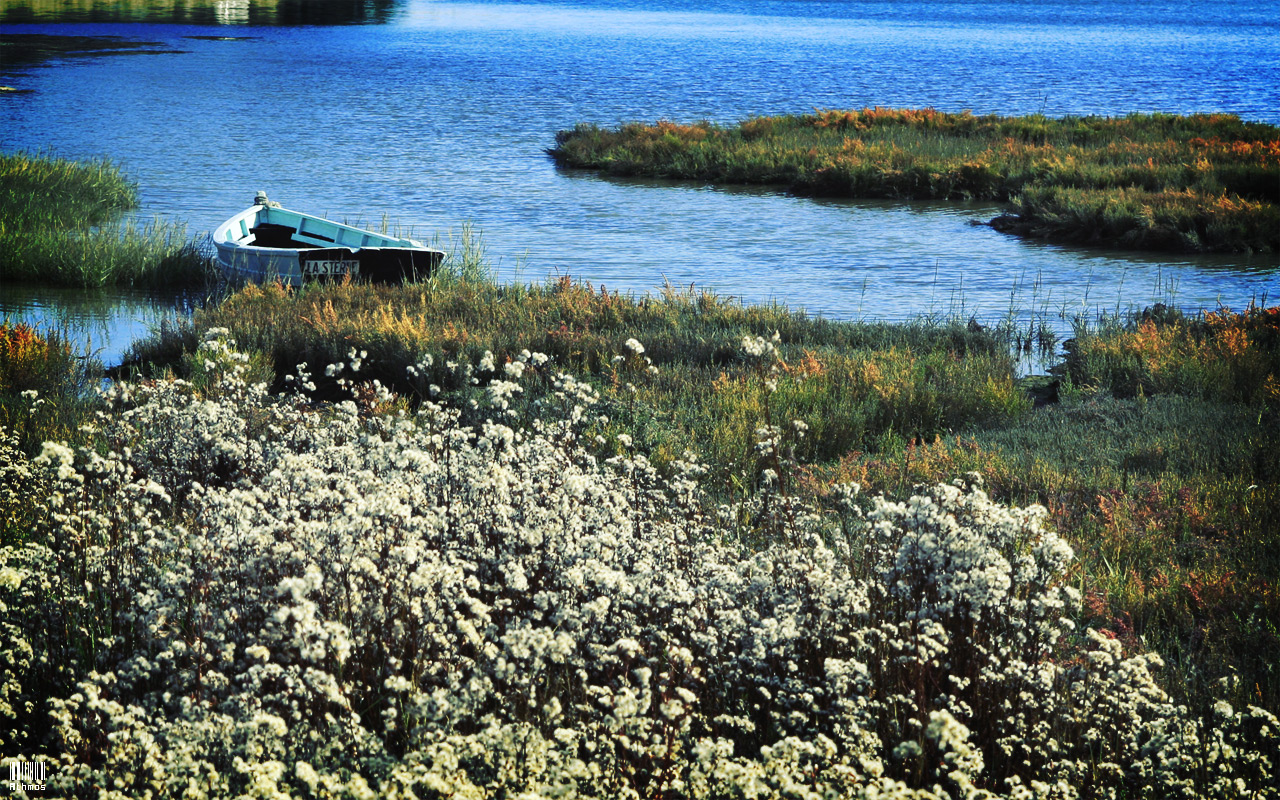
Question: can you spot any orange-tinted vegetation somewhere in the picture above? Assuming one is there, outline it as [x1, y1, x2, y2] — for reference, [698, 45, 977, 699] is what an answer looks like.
[0, 320, 97, 455]
[552, 109, 1280, 252]
[1065, 303, 1280, 404]
[0, 321, 70, 394]
[798, 304, 1280, 712]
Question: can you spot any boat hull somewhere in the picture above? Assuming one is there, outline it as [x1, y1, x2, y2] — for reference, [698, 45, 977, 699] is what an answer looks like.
[212, 199, 444, 286]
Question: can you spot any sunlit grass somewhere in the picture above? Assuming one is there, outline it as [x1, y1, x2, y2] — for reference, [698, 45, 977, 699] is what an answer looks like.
[551, 109, 1280, 253]
[808, 310, 1280, 713]
[0, 150, 213, 287]
[1063, 303, 1280, 405]
[0, 149, 137, 230]
[7, 260, 1279, 793]
[7, 318, 1278, 796]
[0, 218, 214, 288]
[124, 276, 1031, 477]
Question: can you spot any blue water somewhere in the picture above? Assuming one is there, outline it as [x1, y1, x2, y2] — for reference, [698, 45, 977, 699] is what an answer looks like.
[2, 0, 1278, 364]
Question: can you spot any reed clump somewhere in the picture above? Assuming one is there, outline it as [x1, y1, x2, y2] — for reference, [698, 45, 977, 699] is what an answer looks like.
[0, 150, 137, 230]
[551, 109, 1280, 253]
[0, 150, 212, 287]
[1063, 302, 1280, 405]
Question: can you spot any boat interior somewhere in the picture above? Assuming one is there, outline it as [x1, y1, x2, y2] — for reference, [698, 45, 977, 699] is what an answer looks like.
[249, 222, 329, 249]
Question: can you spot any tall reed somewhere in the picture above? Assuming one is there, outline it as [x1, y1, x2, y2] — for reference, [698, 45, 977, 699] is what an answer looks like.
[0, 218, 214, 288]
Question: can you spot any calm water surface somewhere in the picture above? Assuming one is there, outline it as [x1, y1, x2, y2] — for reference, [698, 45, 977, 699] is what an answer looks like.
[2, 0, 1278, 364]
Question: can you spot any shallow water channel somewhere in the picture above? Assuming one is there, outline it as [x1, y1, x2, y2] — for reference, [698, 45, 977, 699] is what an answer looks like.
[2, 0, 1277, 366]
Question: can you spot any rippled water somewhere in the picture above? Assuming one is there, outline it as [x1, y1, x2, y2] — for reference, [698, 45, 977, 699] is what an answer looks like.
[2, 0, 1278, 364]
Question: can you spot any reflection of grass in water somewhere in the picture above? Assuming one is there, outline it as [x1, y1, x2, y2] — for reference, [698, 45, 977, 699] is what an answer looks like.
[1, 1, 400, 26]
[2, 283, 200, 366]
[0, 32, 173, 66]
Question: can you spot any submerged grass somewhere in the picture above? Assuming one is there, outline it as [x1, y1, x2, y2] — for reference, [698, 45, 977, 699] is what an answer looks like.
[0, 150, 213, 287]
[551, 109, 1280, 253]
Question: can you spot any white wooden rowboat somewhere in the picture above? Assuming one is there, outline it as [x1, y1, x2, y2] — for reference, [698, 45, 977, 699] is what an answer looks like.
[212, 192, 445, 285]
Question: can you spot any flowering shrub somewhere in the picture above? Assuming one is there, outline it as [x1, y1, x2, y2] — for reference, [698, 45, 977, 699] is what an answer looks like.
[0, 431, 52, 552]
[2, 333, 1276, 798]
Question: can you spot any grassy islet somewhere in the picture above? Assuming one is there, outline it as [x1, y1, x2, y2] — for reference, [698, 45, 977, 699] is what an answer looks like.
[551, 109, 1280, 253]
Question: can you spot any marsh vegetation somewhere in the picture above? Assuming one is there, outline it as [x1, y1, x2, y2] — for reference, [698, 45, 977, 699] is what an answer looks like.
[0, 151, 212, 287]
[551, 109, 1280, 254]
[3, 253, 1276, 796]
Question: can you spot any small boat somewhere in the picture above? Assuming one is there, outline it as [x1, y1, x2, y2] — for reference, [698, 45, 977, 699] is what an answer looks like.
[212, 192, 445, 285]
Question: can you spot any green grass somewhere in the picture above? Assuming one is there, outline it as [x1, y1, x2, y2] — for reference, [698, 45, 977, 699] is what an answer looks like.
[809, 306, 1280, 714]
[1, 150, 138, 229]
[0, 217, 214, 287]
[0, 150, 212, 287]
[550, 109, 1280, 253]
[123, 275, 1030, 476]
[822, 393, 1279, 715]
